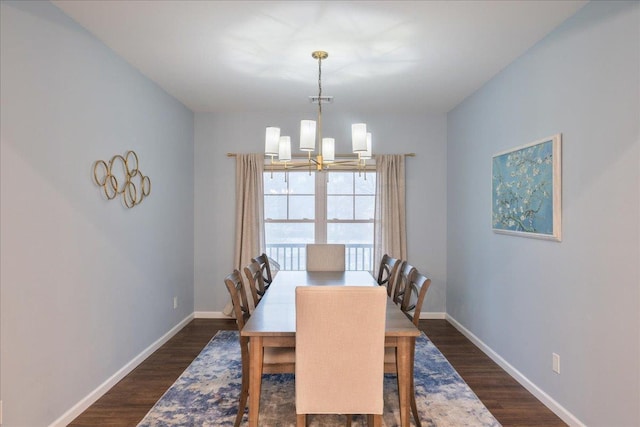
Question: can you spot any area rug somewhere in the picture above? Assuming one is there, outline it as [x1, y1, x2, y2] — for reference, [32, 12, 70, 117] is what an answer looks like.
[137, 330, 501, 427]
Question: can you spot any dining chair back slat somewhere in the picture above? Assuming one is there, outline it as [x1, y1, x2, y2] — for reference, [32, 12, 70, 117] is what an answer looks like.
[376, 254, 401, 298]
[400, 270, 432, 326]
[251, 253, 277, 287]
[244, 261, 266, 308]
[224, 270, 250, 329]
[393, 262, 416, 305]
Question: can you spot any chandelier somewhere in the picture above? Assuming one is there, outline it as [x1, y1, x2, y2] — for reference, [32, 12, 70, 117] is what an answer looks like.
[264, 51, 372, 172]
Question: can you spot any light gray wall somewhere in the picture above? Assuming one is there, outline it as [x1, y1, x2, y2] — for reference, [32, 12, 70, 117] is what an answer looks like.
[194, 111, 447, 315]
[447, 1, 639, 426]
[0, 2, 194, 426]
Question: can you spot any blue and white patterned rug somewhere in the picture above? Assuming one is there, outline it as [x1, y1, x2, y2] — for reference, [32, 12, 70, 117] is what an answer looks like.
[138, 330, 500, 427]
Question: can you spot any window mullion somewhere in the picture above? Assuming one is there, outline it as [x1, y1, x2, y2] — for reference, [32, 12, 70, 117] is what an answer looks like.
[352, 173, 356, 220]
[286, 175, 291, 220]
[315, 172, 327, 243]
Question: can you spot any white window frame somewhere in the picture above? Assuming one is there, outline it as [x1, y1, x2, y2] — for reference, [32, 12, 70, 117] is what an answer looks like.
[264, 166, 376, 270]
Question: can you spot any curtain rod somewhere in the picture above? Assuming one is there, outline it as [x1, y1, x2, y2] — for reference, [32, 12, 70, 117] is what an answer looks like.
[226, 153, 416, 158]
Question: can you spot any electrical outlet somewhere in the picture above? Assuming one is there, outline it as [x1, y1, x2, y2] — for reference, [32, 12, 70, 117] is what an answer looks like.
[173, 296, 178, 310]
[552, 353, 560, 374]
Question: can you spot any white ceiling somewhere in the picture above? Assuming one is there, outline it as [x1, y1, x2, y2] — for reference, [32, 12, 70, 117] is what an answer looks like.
[52, 0, 588, 114]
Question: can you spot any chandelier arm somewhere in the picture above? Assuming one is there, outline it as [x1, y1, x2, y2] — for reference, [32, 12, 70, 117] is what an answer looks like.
[274, 162, 323, 170]
[331, 161, 361, 165]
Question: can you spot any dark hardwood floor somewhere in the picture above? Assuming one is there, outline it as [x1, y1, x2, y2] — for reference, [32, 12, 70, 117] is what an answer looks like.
[69, 318, 566, 426]
[420, 320, 566, 427]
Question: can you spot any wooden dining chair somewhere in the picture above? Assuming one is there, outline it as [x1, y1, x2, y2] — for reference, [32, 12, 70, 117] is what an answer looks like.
[251, 253, 279, 288]
[376, 254, 401, 298]
[306, 244, 346, 271]
[384, 269, 432, 427]
[393, 261, 417, 305]
[295, 286, 387, 426]
[224, 270, 295, 427]
[243, 261, 266, 308]
[268, 255, 281, 277]
[399, 270, 432, 326]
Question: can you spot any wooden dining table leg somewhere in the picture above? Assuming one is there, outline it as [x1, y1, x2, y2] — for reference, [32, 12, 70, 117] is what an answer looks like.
[248, 336, 264, 427]
[409, 336, 421, 427]
[396, 337, 412, 427]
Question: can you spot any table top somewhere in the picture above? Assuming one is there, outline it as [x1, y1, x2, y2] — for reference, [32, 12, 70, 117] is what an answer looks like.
[241, 270, 420, 337]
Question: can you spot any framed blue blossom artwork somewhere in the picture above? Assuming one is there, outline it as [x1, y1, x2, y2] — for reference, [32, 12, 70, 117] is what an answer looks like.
[492, 134, 562, 241]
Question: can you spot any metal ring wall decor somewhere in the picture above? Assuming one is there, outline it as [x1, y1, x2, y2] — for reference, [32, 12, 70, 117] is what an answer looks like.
[93, 150, 151, 208]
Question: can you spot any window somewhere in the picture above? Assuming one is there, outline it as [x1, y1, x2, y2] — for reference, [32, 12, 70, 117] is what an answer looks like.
[264, 170, 376, 271]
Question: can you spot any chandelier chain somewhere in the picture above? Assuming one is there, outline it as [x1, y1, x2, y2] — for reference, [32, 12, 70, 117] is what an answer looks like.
[317, 54, 323, 152]
[318, 55, 322, 115]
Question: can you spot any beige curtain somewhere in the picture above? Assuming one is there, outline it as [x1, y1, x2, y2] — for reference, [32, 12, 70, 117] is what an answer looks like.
[225, 153, 264, 316]
[373, 155, 407, 269]
[234, 153, 265, 269]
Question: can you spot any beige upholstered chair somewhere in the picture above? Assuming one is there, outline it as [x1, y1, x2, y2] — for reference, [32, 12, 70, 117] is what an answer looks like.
[295, 286, 387, 426]
[393, 261, 417, 305]
[376, 254, 401, 298]
[243, 261, 266, 308]
[224, 270, 295, 427]
[305, 244, 346, 271]
[384, 269, 432, 427]
[251, 253, 279, 287]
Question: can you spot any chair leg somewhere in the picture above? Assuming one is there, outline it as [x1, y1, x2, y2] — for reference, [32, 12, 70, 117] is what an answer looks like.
[234, 389, 247, 427]
[392, 374, 421, 427]
[296, 414, 307, 427]
[409, 339, 421, 427]
[410, 391, 421, 427]
[234, 361, 249, 427]
[367, 414, 382, 427]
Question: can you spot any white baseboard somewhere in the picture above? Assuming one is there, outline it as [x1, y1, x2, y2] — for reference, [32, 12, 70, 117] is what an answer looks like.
[197, 311, 445, 319]
[197, 311, 444, 319]
[49, 310, 581, 426]
[49, 313, 194, 427]
[194, 311, 231, 319]
[420, 311, 446, 319]
[445, 314, 585, 427]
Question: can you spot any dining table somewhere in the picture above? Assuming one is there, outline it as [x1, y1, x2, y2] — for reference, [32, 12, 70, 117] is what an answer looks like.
[240, 270, 421, 427]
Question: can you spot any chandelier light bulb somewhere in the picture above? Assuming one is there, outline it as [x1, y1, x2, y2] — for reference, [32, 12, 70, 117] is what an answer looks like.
[352, 123, 367, 153]
[265, 127, 280, 156]
[278, 136, 292, 162]
[300, 120, 316, 152]
[322, 138, 335, 163]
